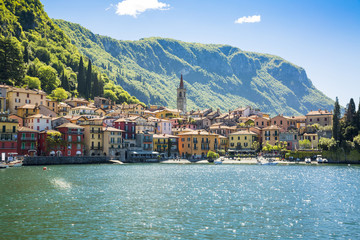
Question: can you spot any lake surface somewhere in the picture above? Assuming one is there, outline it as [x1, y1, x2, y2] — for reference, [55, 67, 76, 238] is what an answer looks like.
[1, 164, 360, 239]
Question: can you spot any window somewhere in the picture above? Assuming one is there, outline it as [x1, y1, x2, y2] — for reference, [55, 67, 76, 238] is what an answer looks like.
[68, 150, 71, 156]
[77, 144, 81, 149]
[31, 133, 34, 139]
[68, 144, 71, 149]
[325, 118, 327, 121]
[245, 136, 247, 140]
[37, 126, 39, 130]
[310, 118, 312, 122]
[77, 136, 81, 142]
[275, 137, 277, 141]
[238, 136, 240, 140]
[13, 126, 16, 133]
[280, 120, 283, 124]
[21, 142, 25, 149]
[68, 136, 72, 142]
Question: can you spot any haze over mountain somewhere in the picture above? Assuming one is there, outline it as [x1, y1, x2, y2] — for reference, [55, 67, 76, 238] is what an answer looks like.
[55, 19, 334, 116]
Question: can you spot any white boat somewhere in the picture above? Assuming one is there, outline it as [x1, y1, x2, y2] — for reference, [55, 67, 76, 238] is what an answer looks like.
[8, 161, 23, 167]
[305, 158, 311, 164]
[0, 162, 9, 168]
[316, 155, 323, 163]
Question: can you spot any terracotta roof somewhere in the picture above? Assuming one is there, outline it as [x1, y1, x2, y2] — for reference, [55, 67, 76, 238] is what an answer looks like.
[56, 123, 84, 129]
[65, 98, 89, 103]
[8, 87, 46, 95]
[103, 127, 124, 132]
[178, 130, 218, 136]
[18, 127, 39, 133]
[263, 125, 280, 130]
[306, 110, 332, 116]
[26, 114, 52, 119]
[153, 134, 179, 138]
[229, 130, 257, 135]
[18, 104, 38, 109]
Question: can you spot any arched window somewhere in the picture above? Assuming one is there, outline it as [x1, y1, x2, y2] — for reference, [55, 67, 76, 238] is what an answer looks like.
[179, 92, 182, 97]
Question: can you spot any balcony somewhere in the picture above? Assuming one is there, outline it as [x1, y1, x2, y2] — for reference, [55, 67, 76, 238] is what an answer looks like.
[90, 130, 102, 133]
[90, 146, 103, 150]
[21, 137, 37, 141]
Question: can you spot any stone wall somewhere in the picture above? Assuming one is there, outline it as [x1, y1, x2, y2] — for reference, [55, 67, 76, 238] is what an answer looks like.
[23, 156, 111, 165]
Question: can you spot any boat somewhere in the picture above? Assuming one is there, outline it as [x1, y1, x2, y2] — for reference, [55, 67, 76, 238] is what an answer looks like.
[305, 158, 311, 164]
[322, 158, 328, 163]
[7, 153, 23, 167]
[316, 155, 323, 163]
[214, 159, 223, 165]
[259, 161, 278, 165]
[8, 161, 23, 167]
[0, 162, 9, 168]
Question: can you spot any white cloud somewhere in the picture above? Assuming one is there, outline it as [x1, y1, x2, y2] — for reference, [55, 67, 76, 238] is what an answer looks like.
[115, 0, 170, 17]
[235, 15, 261, 24]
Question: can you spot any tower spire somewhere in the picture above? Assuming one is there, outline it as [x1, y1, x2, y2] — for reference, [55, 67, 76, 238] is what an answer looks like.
[180, 74, 184, 88]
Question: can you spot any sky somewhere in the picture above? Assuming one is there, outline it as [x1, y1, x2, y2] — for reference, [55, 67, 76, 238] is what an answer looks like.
[41, 0, 360, 107]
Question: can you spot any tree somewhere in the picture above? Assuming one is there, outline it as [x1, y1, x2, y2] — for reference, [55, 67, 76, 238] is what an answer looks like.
[50, 87, 69, 102]
[332, 97, 341, 143]
[85, 59, 92, 99]
[207, 150, 219, 161]
[60, 70, 69, 91]
[24, 76, 41, 89]
[354, 134, 360, 150]
[77, 56, 85, 96]
[92, 73, 99, 98]
[346, 98, 357, 127]
[38, 65, 59, 93]
[252, 141, 260, 152]
[0, 36, 25, 85]
[318, 137, 337, 151]
[299, 139, 311, 149]
[104, 90, 118, 101]
[356, 99, 360, 130]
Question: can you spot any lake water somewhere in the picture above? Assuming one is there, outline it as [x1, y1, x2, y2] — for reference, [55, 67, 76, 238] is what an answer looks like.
[1, 164, 360, 239]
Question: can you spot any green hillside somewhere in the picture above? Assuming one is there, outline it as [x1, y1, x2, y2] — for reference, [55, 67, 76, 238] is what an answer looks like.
[55, 19, 334, 116]
[0, 0, 141, 104]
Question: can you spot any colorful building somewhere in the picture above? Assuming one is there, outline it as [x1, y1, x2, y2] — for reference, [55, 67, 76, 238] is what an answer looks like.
[17, 127, 39, 156]
[56, 123, 85, 156]
[178, 130, 220, 159]
[80, 119, 104, 156]
[6, 87, 47, 114]
[229, 130, 258, 150]
[262, 125, 280, 146]
[103, 127, 123, 157]
[16, 104, 40, 118]
[306, 110, 333, 127]
[38, 130, 64, 156]
[153, 134, 179, 157]
[271, 115, 297, 132]
[24, 114, 52, 131]
[114, 118, 136, 148]
[0, 116, 18, 159]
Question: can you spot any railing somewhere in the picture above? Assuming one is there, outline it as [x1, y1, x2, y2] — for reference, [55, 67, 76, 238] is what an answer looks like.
[90, 130, 102, 133]
[21, 137, 37, 141]
[90, 147, 103, 150]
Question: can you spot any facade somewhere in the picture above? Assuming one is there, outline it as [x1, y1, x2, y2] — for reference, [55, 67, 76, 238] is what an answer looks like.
[64, 98, 90, 108]
[46, 99, 58, 113]
[102, 127, 123, 157]
[279, 131, 299, 150]
[16, 104, 40, 118]
[38, 130, 64, 156]
[56, 123, 85, 156]
[120, 104, 145, 116]
[0, 116, 18, 158]
[39, 105, 57, 118]
[69, 106, 98, 116]
[271, 115, 297, 132]
[80, 119, 104, 156]
[114, 118, 136, 148]
[153, 134, 179, 158]
[17, 127, 39, 156]
[178, 130, 219, 159]
[58, 102, 71, 116]
[51, 117, 70, 129]
[25, 114, 52, 131]
[7, 87, 47, 114]
[154, 108, 181, 119]
[303, 133, 319, 149]
[219, 135, 228, 151]
[262, 125, 280, 146]
[176, 74, 187, 114]
[153, 118, 172, 135]
[254, 116, 271, 129]
[0, 85, 9, 112]
[306, 110, 333, 127]
[94, 97, 114, 110]
[228, 130, 257, 150]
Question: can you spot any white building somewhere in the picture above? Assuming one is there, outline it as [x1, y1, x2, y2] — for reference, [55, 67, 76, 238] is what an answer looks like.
[25, 114, 52, 131]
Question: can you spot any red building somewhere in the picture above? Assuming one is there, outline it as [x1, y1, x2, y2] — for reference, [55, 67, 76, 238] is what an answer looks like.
[0, 116, 18, 160]
[38, 130, 64, 156]
[56, 123, 85, 156]
[113, 118, 136, 140]
[17, 127, 39, 156]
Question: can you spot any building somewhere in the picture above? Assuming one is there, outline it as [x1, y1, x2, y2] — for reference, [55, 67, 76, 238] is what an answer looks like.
[103, 127, 124, 158]
[80, 119, 104, 156]
[69, 106, 98, 116]
[254, 116, 271, 129]
[262, 125, 280, 146]
[39, 105, 57, 118]
[303, 133, 319, 149]
[177, 74, 187, 114]
[178, 130, 220, 159]
[120, 103, 146, 116]
[154, 108, 182, 120]
[25, 114, 52, 131]
[58, 102, 71, 116]
[306, 109, 333, 127]
[0, 115, 18, 159]
[228, 130, 257, 151]
[38, 130, 64, 156]
[219, 135, 228, 151]
[279, 131, 299, 150]
[271, 115, 297, 132]
[94, 97, 115, 110]
[113, 118, 136, 148]
[16, 104, 40, 118]
[0, 84, 9, 112]
[51, 117, 70, 129]
[153, 134, 179, 158]
[64, 98, 90, 108]
[151, 118, 172, 135]
[46, 98, 58, 113]
[17, 127, 39, 156]
[56, 123, 85, 156]
[6, 87, 47, 114]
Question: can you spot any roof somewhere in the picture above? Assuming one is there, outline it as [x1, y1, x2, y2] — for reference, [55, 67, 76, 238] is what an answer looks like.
[56, 123, 84, 129]
[71, 106, 96, 110]
[26, 114, 52, 119]
[229, 130, 257, 135]
[65, 98, 89, 103]
[153, 134, 179, 139]
[103, 127, 124, 132]
[18, 104, 38, 109]
[178, 130, 218, 136]
[263, 125, 280, 130]
[8, 87, 46, 95]
[306, 110, 332, 116]
[18, 127, 39, 133]
[114, 118, 135, 123]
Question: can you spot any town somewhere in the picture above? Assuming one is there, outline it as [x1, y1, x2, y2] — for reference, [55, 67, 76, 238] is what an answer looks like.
[0, 75, 334, 163]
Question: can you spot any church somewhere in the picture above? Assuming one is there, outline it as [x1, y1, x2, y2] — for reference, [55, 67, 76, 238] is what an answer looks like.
[177, 74, 186, 114]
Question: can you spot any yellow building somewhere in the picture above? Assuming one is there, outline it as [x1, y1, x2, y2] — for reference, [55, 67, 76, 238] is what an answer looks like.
[229, 130, 257, 150]
[7, 87, 47, 114]
[303, 133, 319, 149]
[153, 134, 170, 155]
[16, 104, 40, 118]
[80, 119, 104, 156]
[103, 127, 123, 157]
[120, 103, 146, 116]
[46, 98, 59, 114]
[154, 108, 181, 119]
[219, 135, 228, 151]
[178, 130, 220, 159]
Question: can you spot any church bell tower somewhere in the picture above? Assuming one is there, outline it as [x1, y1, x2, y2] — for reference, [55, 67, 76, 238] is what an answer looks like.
[177, 74, 187, 114]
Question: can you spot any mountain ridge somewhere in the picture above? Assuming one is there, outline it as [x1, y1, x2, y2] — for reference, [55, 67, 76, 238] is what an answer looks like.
[54, 19, 334, 116]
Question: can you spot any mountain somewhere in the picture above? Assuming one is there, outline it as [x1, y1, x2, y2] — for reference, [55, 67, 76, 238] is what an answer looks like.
[0, 0, 141, 104]
[54, 19, 334, 116]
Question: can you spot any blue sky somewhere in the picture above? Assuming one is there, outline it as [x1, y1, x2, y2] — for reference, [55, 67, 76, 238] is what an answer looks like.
[41, 0, 360, 107]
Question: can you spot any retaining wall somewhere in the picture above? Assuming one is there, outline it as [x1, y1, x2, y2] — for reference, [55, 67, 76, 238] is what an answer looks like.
[23, 156, 111, 165]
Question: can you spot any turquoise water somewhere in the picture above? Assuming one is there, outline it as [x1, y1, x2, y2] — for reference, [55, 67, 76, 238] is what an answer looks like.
[1, 164, 360, 239]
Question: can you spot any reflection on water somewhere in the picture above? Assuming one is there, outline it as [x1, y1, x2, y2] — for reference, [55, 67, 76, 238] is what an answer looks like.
[1, 164, 360, 239]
